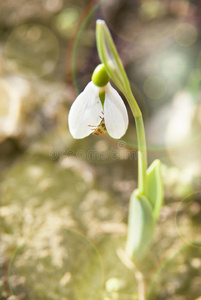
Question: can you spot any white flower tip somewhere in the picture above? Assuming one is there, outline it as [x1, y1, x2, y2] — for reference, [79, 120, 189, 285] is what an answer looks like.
[70, 133, 89, 140]
[68, 118, 92, 139]
[96, 19, 105, 25]
[109, 126, 128, 139]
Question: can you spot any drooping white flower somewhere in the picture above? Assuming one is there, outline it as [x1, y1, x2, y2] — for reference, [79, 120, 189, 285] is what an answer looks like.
[68, 81, 128, 139]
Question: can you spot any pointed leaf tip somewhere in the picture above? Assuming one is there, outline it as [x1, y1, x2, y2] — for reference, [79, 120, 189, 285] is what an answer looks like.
[146, 159, 163, 220]
[96, 19, 105, 25]
[95, 19, 129, 95]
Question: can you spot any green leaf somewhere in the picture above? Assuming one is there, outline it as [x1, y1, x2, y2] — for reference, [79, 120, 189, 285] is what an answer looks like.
[126, 191, 155, 262]
[96, 19, 129, 95]
[146, 159, 163, 220]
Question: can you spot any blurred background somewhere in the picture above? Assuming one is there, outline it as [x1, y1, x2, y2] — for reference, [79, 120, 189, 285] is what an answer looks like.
[1, 0, 201, 299]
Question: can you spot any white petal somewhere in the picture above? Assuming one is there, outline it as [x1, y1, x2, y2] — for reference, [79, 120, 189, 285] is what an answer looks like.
[68, 81, 102, 139]
[104, 83, 128, 139]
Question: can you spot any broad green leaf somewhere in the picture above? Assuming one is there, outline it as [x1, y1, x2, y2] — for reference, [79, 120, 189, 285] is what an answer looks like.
[126, 191, 155, 262]
[96, 19, 130, 95]
[146, 159, 163, 220]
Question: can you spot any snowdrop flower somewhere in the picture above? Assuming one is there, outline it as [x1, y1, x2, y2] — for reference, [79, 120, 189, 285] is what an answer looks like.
[68, 64, 128, 139]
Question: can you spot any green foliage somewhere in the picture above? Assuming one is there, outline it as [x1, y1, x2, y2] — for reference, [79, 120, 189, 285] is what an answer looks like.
[146, 160, 163, 220]
[96, 20, 129, 96]
[126, 191, 155, 262]
[96, 19, 143, 117]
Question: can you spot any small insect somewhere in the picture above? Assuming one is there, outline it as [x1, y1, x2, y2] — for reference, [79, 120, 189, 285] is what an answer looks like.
[88, 115, 107, 136]
[93, 119, 107, 136]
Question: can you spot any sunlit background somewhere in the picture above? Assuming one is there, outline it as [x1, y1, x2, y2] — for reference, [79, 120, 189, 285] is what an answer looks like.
[1, 0, 201, 299]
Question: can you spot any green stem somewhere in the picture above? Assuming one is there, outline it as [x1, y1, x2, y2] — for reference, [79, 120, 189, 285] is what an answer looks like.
[135, 116, 147, 195]
[125, 86, 147, 195]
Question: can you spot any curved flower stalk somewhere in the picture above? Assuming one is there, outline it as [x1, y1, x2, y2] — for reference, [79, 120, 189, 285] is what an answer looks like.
[96, 20, 147, 196]
[68, 64, 128, 139]
[96, 19, 163, 299]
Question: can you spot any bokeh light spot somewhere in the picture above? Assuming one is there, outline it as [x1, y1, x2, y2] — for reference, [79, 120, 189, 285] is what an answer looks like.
[4, 24, 60, 78]
[53, 8, 79, 38]
[143, 75, 167, 100]
[139, 0, 164, 20]
[174, 23, 197, 47]
[43, 0, 63, 12]
[176, 191, 201, 248]
[161, 54, 187, 78]
[165, 91, 194, 146]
